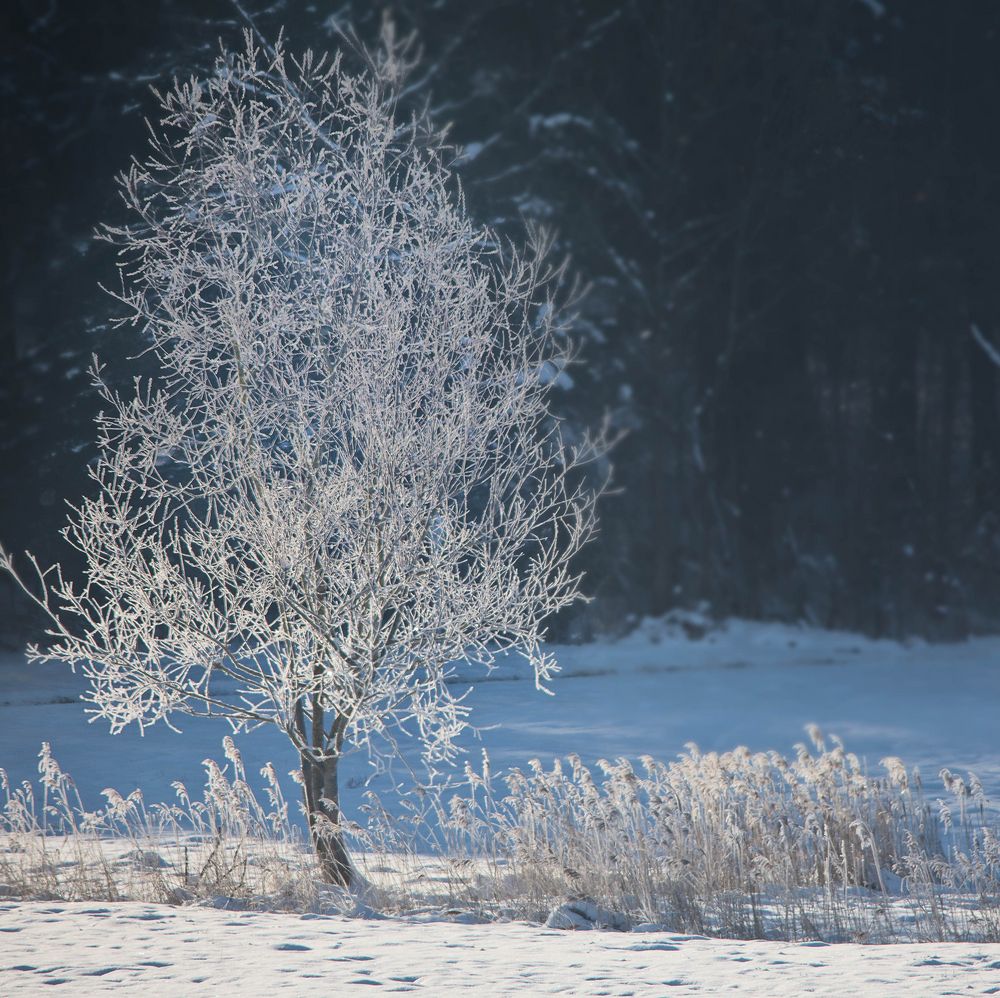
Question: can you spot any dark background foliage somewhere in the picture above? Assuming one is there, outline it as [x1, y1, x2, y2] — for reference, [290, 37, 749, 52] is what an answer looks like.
[4, 0, 1000, 644]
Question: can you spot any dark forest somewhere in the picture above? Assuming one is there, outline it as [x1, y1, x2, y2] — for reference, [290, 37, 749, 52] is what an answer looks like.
[4, 0, 1000, 642]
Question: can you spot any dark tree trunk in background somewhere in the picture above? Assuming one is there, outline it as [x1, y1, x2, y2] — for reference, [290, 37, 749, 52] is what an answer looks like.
[968, 320, 1000, 513]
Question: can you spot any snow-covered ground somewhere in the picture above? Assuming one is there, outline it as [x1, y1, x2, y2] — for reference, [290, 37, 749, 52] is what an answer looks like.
[2, 900, 1000, 996]
[3, 616, 1000, 994]
[2, 616, 1000, 818]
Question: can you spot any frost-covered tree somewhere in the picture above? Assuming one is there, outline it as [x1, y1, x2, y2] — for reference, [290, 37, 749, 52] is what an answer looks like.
[0, 32, 601, 886]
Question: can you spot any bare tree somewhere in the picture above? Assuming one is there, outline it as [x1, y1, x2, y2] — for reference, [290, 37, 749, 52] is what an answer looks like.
[0, 32, 601, 886]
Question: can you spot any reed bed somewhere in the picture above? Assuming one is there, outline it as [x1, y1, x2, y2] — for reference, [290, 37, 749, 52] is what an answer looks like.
[3, 728, 998, 941]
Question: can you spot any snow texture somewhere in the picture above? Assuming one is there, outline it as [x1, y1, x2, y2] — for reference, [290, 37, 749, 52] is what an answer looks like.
[2, 900, 999, 995]
[3, 616, 1000, 821]
[544, 898, 630, 930]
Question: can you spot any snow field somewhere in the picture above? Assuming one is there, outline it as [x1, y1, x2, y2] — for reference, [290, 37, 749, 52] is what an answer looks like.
[2, 900, 1000, 996]
[4, 616, 1000, 991]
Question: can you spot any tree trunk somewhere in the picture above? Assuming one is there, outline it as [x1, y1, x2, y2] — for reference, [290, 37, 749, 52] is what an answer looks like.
[301, 750, 353, 887]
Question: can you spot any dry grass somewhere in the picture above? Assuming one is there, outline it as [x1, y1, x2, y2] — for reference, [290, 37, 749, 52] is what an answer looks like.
[358, 726, 1000, 941]
[0, 738, 353, 913]
[3, 729, 999, 942]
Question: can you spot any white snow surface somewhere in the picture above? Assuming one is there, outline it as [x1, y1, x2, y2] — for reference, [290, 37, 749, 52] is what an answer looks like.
[3, 616, 1000, 994]
[2, 615, 999, 818]
[2, 900, 1000, 996]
